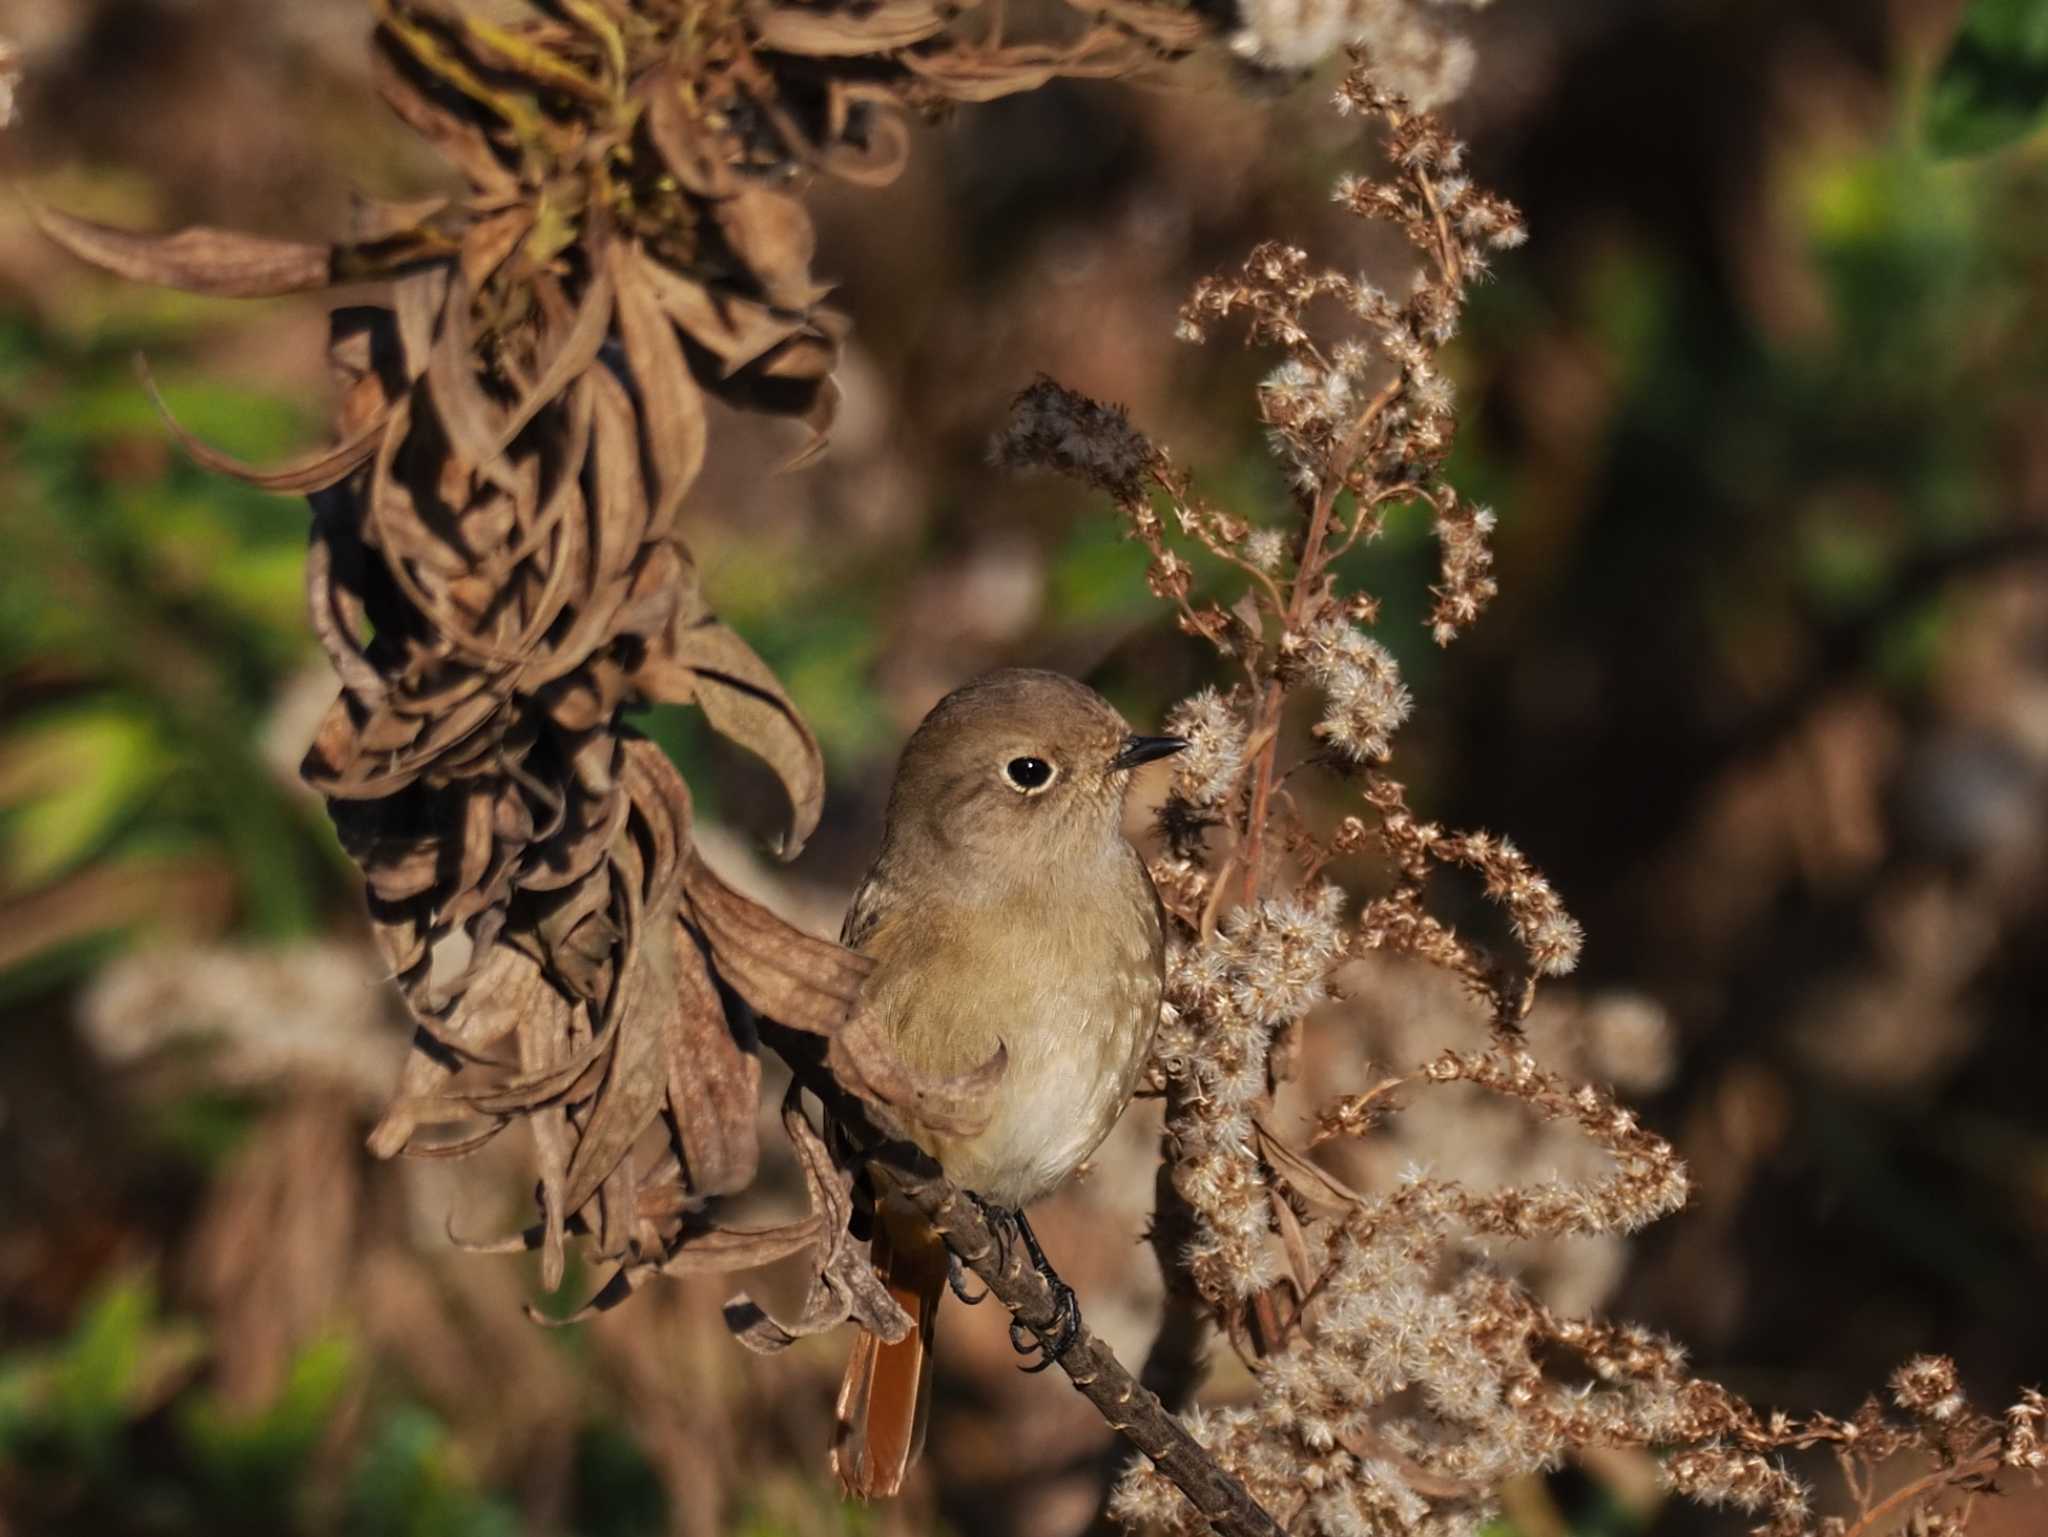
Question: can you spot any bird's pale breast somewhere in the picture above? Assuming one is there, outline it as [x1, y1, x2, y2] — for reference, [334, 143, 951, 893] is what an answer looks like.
[853, 858, 1163, 1209]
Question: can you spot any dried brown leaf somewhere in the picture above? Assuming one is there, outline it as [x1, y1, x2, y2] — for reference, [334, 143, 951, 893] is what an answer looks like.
[371, 31, 519, 197]
[712, 187, 827, 310]
[140, 362, 390, 494]
[671, 918, 763, 1195]
[366, 942, 575, 1156]
[610, 244, 708, 531]
[460, 204, 535, 292]
[724, 1091, 912, 1352]
[828, 1004, 1006, 1140]
[750, 0, 950, 57]
[637, 589, 825, 855]
[424, 274, 519, 491]
[33, 203, 332, 296]
[818, 88, 914, 187]
[658, 1216, 823, 1274]
[559, 937, 673, 1217]
[1254, 1117, 1367, 1217]
[490, 259, 614, 455]
[680, 853, 869, 1031]
[354, 194, 455, 243]
[1072, 0, 1210, 50]
[641, 69, 738, 199]
[641, 260, 801, 375]
[393, 265, 450, 384]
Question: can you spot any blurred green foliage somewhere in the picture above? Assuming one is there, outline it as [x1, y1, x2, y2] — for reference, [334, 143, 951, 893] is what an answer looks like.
[1925, 0, 2048, 157]
[0, 1270, 743, 1537]
[0, 312, 343, 995]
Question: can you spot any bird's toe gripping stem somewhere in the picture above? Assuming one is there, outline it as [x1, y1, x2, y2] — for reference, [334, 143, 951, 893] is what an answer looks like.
[964, 1199, 1081, 1372]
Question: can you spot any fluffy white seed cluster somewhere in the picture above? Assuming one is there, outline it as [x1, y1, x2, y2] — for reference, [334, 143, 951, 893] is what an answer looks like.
[1243, 526, 1289, 573]
[1116, 1152, 1727, 1537]
[1428, 493, 1498, 644]
[1892, 1355, 1966, 1425]
[1455, 832, 1585, 976]
[1259, 355, 1364, 491]
[2005, 1389, 2048, 1469]
[1420, 1050, 1692, 1236]
[1231, 0, 1486, 109]
[1159, 888, 1349, 1300]
[1165, 688, 1251, 807]
[1300, 614, 1414, 761]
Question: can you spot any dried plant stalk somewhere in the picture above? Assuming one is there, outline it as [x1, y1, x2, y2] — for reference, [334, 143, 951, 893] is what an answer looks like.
[999, 53, 2043, 1537]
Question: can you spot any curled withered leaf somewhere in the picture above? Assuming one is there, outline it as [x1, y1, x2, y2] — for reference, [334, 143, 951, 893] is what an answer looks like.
[1253, 1117, 1367, 1219]
[713, 322, 843, 443]
[712, 187, 828, 311]
[457, 12, 614, 105]
[899, 35, 1138, 102]
[725, 1090, 913, 1353]
[140, 361, 391, 494]
[1083, 0, 1212, 50]
[31, 203, 333, 297]
[671, 916, 763, 1196]
[636, 585, 826, 856]
[658, 1216, 824, 1275]
[818, 86, 914, 187]
[828, 1003, 1007, 1141]
[489, 259, 614, 455]
[610, 243, 708, 531]
[525, 1213, 830, 1327]
[559, 927, 676, 1223]
[442, 1022, 612, 1115]
[376, 0, 550, 147]
[390, 266, 449, 387]
[370, 32, 519, 198]
[750, 0, 952, 57]
[618, 739, 763, 1198]
[366, 939, 577, 1157]
[680, 853, 870, 1033]
[458, 204, 533, 292]
[423, 271, 521, 492]
[351, 192, 453, 241]
[642, 260, 803, 376]
[640, 69, 740, 200]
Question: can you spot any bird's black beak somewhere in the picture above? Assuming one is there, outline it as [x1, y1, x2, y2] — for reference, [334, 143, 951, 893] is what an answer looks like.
[1113, 734, 1189, 772]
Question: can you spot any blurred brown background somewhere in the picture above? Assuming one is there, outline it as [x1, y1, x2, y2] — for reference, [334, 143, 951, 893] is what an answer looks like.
[2, 1, 2044, 1534]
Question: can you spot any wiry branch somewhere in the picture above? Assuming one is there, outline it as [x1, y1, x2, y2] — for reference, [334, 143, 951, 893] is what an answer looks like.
[768, 1023, 1286, 1537]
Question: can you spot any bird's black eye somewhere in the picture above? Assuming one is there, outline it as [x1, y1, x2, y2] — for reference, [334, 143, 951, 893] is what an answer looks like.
[1003, 756, 1055, 792]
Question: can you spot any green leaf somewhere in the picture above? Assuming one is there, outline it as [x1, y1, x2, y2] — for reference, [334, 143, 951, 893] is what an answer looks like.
[346, 1405, 521, 1537]
[51, 1274, 204, 1465]
[1925, 0, 2048, 157]
[0, 705, 171, 887]
[182, 1334, 358, 1517]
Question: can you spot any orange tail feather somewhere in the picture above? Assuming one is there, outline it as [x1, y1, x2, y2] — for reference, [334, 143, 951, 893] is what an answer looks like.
[832, 1210, 946, 1499]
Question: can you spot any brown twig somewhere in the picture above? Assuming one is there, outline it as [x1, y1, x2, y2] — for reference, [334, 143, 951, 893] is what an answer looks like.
[764, 1023, 1286, 1537]
[895, 1161, 1284, 1537]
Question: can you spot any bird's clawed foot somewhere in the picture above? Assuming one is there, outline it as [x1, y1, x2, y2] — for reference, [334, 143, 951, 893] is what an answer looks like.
[959, 1195, 1084, 1369]
[1008, 1277, 1079, 1373]
[946, 1250, 987, 1305]
[1003, 1207, 1082, 1372]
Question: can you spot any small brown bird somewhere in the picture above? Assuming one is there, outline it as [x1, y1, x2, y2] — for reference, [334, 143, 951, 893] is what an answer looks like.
[830, 668, 1186, 1499]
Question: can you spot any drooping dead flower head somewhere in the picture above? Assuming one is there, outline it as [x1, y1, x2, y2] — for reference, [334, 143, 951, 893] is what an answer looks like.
[30, 0, 1223, 1336]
